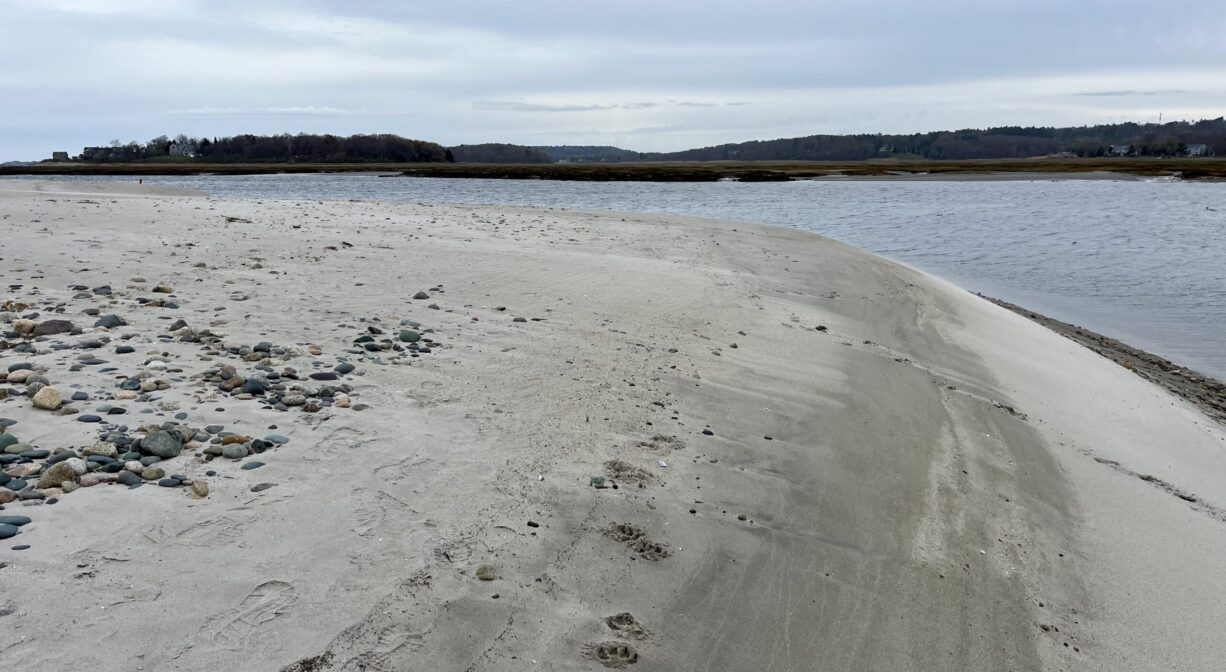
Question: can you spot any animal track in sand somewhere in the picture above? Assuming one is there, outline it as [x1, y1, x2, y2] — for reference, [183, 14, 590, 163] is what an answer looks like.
[604, 523, 670, 561]
[206, 580, 298, 647]
[605, 613, 649, 639]
[584, 641, 640, 668]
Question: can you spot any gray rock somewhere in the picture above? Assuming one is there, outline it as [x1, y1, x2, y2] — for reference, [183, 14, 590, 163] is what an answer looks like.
[242, 377, 269, 394]
[34, 319, 75, 336]
[94, 314, 127, 329]
[221, 444, 248, 459]
[141, 430, 182, 458]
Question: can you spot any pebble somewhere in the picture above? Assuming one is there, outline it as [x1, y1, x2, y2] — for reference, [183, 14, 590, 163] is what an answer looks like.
[140, 466, 166, 481]
[241, 461, 265, 470]
[0, 524, 21, 539]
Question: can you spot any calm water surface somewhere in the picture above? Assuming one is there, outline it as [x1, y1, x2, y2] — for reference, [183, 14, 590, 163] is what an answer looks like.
[8, 174, 1225, 378]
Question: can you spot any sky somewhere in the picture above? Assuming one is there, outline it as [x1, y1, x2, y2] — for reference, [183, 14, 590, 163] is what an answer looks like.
[2, 0, 1225, 161]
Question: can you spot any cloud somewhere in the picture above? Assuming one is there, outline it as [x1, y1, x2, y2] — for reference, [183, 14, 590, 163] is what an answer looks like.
[473, 100, 744, 112]
[1073, 89, 1194, 97]
[2, 0, 1226, 160]
[473, 101, 614, 112]
[169, 106, 363, 117]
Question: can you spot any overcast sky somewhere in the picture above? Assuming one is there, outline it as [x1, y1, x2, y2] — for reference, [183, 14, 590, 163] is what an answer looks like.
[2, 0, 1225, 160]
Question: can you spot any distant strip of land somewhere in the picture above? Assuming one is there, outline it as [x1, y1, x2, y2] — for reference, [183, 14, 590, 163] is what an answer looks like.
[4, 158, 1226, 181]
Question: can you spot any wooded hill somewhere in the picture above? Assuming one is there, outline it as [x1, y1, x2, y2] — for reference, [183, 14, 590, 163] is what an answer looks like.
[67, 118, 1225, 164]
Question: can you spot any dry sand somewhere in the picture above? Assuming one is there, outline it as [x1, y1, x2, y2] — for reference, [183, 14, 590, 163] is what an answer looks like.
[0, 180, 1223, 671]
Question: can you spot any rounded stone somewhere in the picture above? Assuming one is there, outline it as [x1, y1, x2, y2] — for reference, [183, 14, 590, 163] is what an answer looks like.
[140, 430, 182, 458]
[32, 386, 62, 411]
[37, 460, 79, 489]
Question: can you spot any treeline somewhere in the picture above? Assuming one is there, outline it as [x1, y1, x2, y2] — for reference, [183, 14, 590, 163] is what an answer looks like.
[460, 118, 1225, 163]
[448, 143, 552, 163]
[73, 118, 1226, 165]
[635, 119, 1226, 161]
[80, 133, 450, 163]
[449, 145, 643, 163]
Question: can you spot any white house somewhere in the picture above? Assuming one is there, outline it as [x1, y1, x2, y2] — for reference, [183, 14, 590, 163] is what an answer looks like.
[1186, 143, 1212, 157]
[168, 140, 196, 158]
[1107, 144, 1132, 156]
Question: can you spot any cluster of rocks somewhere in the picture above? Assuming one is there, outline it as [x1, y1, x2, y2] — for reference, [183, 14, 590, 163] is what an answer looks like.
[347, 318, 442, 363]
[2, 418, 293, 506]
[197, 361, 361, 413]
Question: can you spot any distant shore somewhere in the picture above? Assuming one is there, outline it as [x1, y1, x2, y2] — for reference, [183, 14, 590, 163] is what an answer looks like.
[4, 157, 1226, 181]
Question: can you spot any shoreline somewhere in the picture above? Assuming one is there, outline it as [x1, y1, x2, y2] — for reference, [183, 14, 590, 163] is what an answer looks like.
[980, 294, 1226, 426]
[4, 157, 1226, 181]
[2, 181, 1224, 671]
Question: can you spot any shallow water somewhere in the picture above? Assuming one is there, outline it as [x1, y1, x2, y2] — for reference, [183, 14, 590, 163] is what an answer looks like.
[8, 173, 1225, 378]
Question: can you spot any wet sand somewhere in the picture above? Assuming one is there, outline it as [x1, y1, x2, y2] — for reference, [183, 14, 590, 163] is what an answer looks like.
[1, 180, 1224, 671]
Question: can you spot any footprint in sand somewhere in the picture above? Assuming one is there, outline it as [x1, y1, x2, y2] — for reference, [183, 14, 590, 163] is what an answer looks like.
[206, 580, 298, 647]
[604, 523, 670, 561]
[605, 613, 649, 640]
[352, 489, 409, 537]
[584, 641, 640, 668]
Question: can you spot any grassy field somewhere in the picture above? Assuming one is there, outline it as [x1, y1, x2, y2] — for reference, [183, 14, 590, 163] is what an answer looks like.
[3, 158, 1225, 180]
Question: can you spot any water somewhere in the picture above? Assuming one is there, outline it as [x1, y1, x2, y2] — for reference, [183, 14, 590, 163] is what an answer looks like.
[7, 173, 1225, 378]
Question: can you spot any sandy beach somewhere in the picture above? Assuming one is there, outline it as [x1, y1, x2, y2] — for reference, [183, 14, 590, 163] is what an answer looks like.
[1, 180, 1224, 671]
